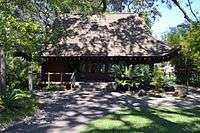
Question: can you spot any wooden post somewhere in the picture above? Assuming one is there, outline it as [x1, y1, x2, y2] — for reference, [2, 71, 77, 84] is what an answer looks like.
[0, 45, 6, 92]
[48, 72, 50, 88]
[105, 63, 109, 73]
[60, 72, 63, 84]
[28, 63, 33, 91]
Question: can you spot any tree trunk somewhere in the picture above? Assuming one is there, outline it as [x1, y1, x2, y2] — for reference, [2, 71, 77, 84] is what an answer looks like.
[28, 63, 33, 91]
[0, 45, 6, 92]
[187, 0, 199, 22]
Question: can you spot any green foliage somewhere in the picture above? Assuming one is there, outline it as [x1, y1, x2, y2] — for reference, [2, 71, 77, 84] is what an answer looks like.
[186, 23, 200, 66]
[111, 65, 133, 79]
[112, 64, 176, 92]
[112, 64, 151, 82]
[107, 0, 161, 26]
[0, 13, 44, 56]
[133, 65, 152, 84]
[0, 0, 44, 90]
[111, 64, 152, 91]
[6, 57, 40, 90]
[0, 89, 38, 126]
[151, 64, 176, 92]
[163, 73, 176, 86]
[48, 0, 104, 15]
[163, 22, 200, 86]
[0, 0, 108, 91]
[152, 66, 164, 91]
[1, 89, 38, 112]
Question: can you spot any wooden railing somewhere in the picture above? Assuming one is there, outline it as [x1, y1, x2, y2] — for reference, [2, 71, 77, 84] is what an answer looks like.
[42, 72, 76, 89]
[70, 72, 76, 88]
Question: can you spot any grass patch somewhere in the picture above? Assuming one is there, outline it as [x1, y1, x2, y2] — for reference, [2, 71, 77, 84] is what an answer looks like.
[81, 107, 200, 133]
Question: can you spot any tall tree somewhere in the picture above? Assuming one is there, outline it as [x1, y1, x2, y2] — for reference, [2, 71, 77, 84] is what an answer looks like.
[99, 0, 199, 23]
[171, 0, 192, 22]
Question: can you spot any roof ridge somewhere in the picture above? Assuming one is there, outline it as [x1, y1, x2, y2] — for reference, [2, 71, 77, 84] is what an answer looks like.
[66, 12, 138, 16]
[105, 12, 137, 14]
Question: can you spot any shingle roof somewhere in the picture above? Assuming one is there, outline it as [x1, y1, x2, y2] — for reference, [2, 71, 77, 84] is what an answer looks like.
[42, 13, 176, 57]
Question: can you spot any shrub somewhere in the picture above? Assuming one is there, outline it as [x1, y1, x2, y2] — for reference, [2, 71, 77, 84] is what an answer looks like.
[111, 64, 152, 92]
[1, 89, 38, 112]
[0, 89, 38, 128]
[6, 57, 40, 91]
[151, 66, 165, 92]
[151, 65, 176, 92]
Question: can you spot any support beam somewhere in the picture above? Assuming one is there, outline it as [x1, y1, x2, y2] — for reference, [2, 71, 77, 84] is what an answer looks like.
[48, 72, 50, 88]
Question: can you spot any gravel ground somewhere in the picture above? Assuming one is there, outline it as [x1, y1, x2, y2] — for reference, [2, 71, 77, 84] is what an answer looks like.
[2, 83, 200, 133]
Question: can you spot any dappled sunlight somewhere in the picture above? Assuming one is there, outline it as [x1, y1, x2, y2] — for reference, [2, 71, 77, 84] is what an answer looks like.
[43, 13, 175, 57]
[81, 107, 200, 133]
[2, 84, 200, 132]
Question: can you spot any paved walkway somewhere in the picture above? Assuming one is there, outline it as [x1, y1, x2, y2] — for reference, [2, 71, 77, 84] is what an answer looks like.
[2, 83, 200, 133]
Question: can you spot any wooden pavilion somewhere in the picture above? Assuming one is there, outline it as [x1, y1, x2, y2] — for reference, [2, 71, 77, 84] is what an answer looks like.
[40, 13, 179, 85]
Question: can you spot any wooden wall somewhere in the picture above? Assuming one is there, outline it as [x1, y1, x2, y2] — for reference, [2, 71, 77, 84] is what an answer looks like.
[41, 59, 115, 82]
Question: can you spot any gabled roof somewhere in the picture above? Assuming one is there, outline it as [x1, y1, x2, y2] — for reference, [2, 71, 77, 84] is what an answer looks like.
[42, 13, 177, 58]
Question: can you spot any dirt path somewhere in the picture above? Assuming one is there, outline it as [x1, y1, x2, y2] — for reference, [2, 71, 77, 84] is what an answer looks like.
[2, 84, 200, 133]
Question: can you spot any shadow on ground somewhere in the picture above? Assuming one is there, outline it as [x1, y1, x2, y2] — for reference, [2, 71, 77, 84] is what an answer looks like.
[2, 83, 200, 133]
[81, 107, 200, 133]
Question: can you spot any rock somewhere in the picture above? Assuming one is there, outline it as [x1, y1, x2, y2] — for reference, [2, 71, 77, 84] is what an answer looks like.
[147, 91, 163, 98]
[147, 92, 155, 97]
[149, 84, 156, 90]
[173, 91, 187, 98]
[65, 84, 72, 90]
[163, 85, 175, 92]
[173, 85, 187, 98]
[153, 94, 163, 98]
[105, 83, 117, 92]
[178, 89, 187, 98]
[180, 93, 187, 98]
[137, 89, 147, 97]
[38, 100, 45, 109]
[116, 85, 128, 92]
[173, 91, 179, 97]
[138, 83, 151, 91]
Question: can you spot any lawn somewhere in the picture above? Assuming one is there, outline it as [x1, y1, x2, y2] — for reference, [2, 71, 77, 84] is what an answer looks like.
[81, 107, 200, 133]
